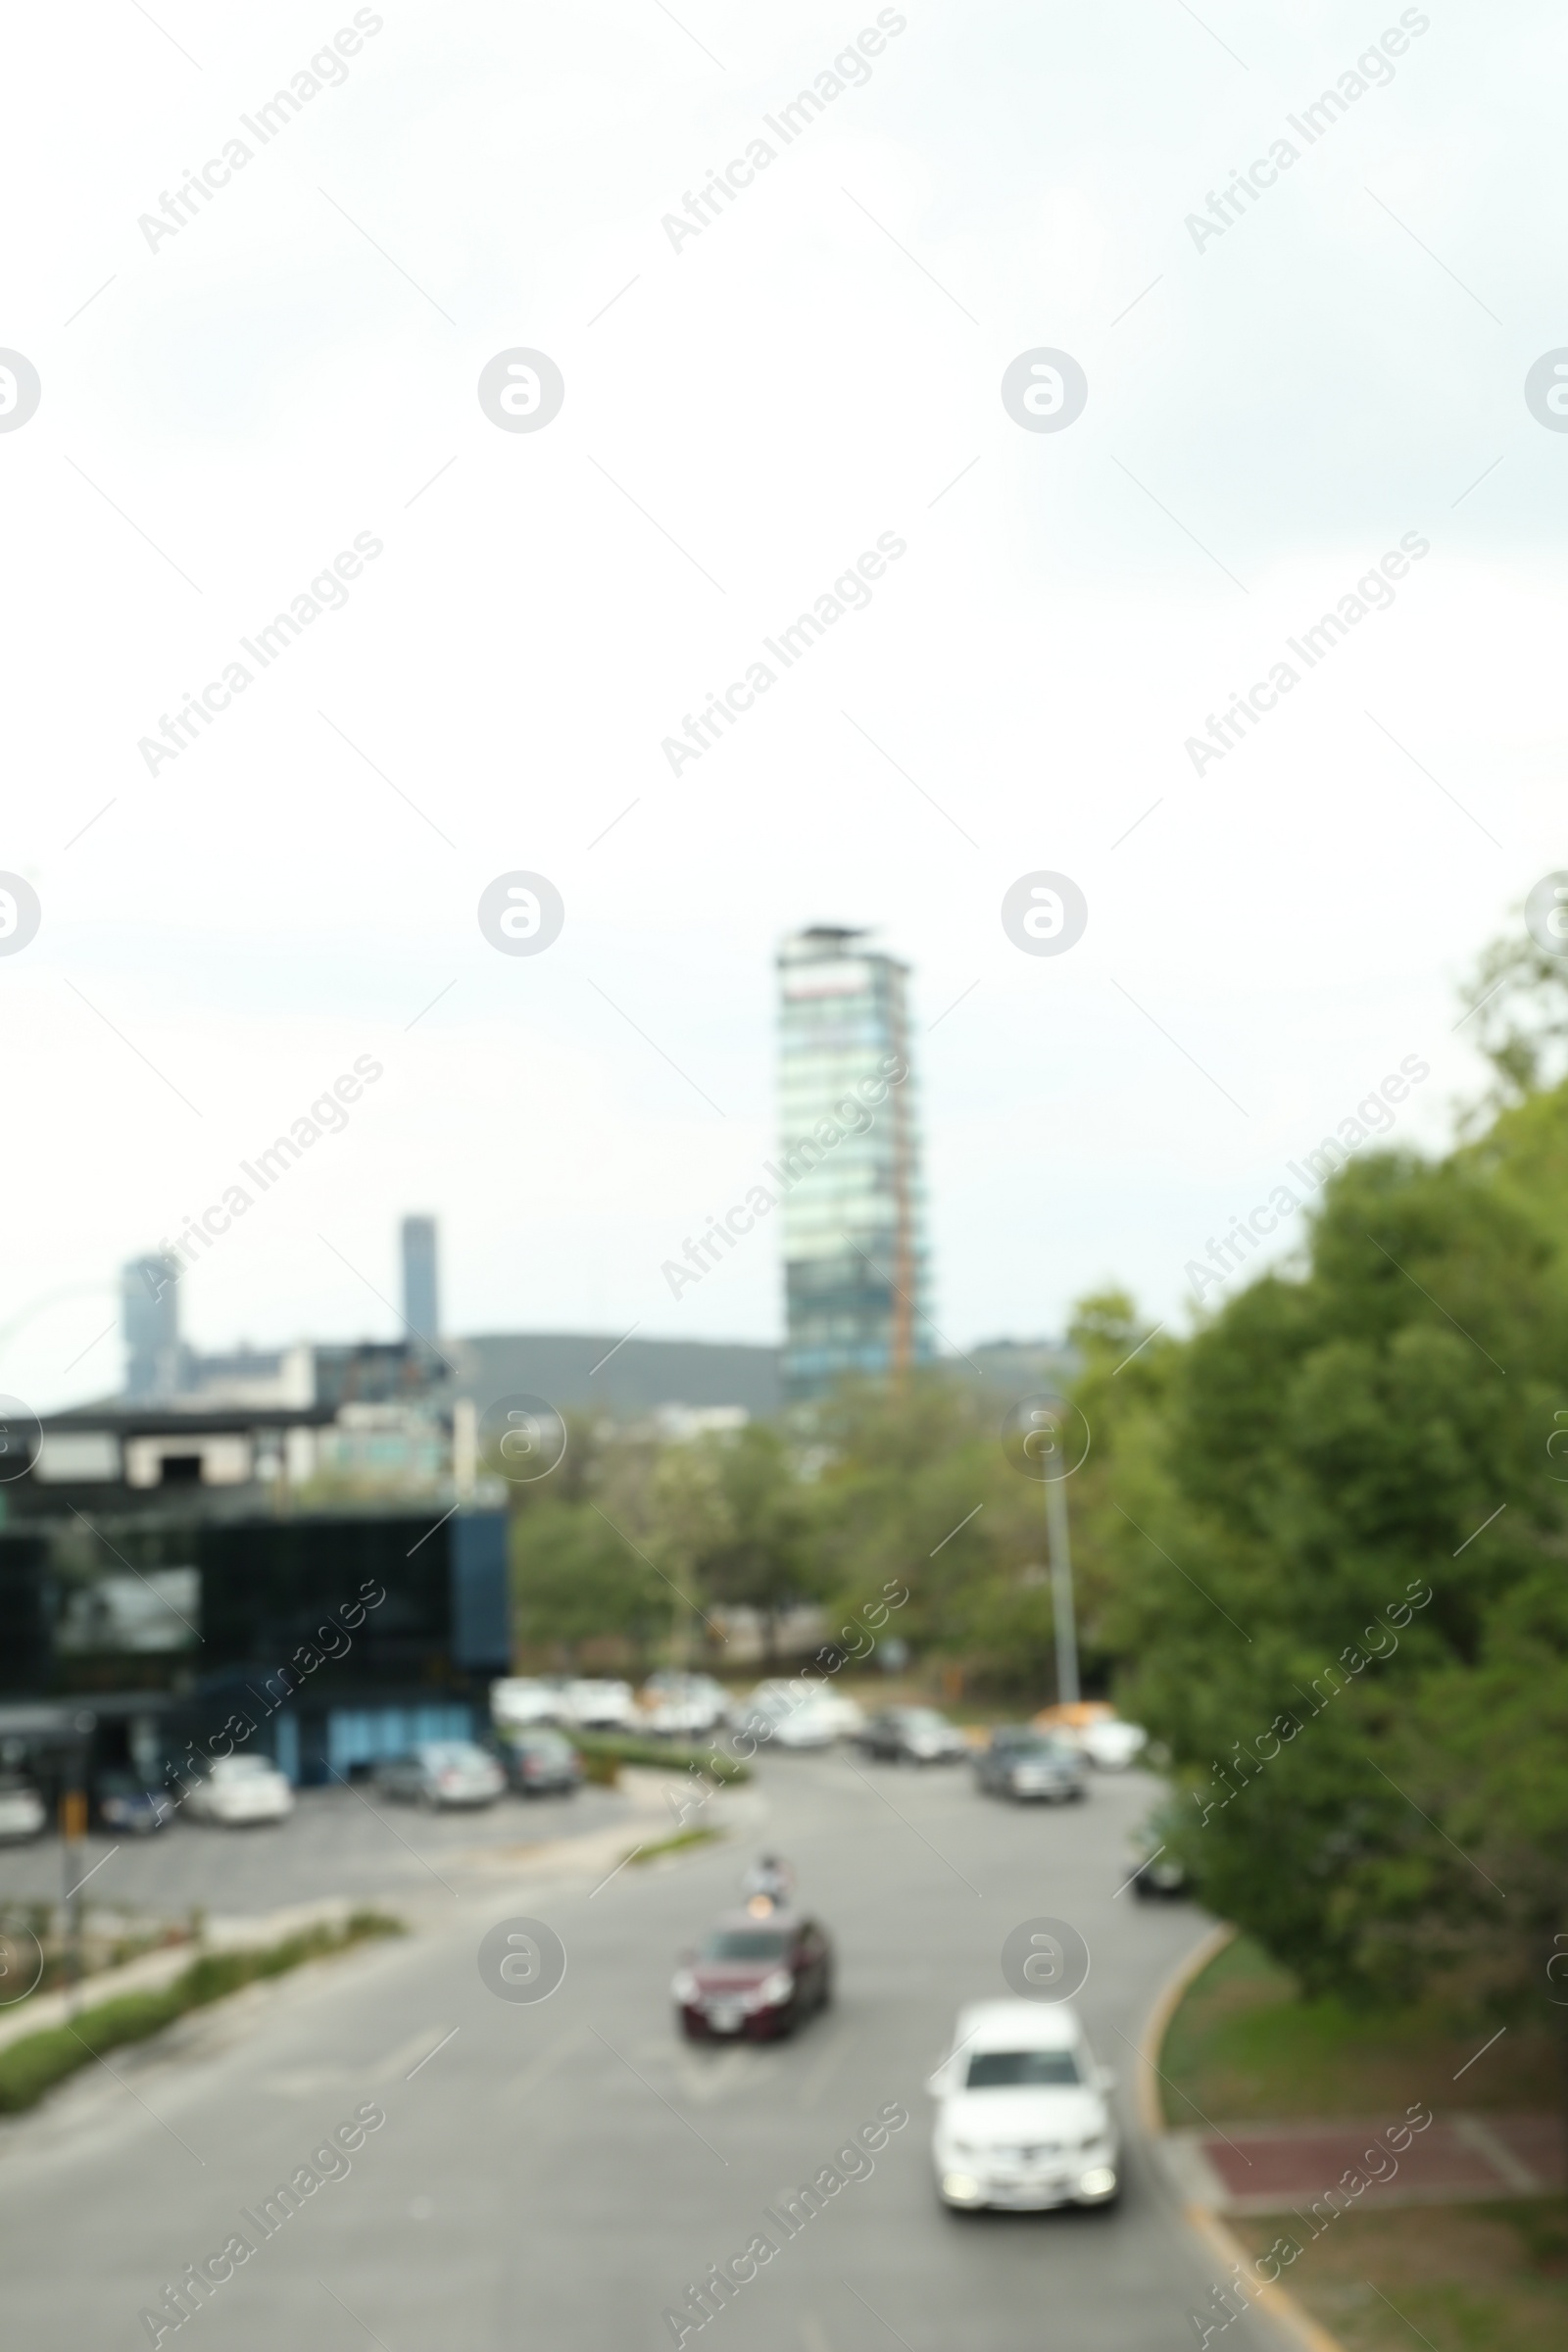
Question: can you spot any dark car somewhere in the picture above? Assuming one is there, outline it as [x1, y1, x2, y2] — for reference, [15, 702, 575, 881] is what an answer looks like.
[672, 1909, 833, 2041]
[94, 1771, 175, 1836]
[1130, 1810, 1190, 1900]
[502, 1729, 583, 1796]
[855, 1706, 970, 1764]
[974, 1727, 1087, 1803]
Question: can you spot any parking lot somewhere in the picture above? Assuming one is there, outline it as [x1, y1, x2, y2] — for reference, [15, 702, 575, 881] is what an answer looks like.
[0, 1778, 634, 1923]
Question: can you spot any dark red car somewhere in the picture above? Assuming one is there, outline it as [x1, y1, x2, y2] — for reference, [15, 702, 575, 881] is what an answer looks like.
[671, 1909, 833, 2040]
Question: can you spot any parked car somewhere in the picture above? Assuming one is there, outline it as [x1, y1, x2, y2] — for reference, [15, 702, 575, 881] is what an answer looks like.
[501, 1729, 583, 1797]
[1128, 1809, 1190, 1900]
[559, 1679, 637, 1731]
[856, 1706, 969, 1764]
[94, 1771, 174, 1836]
[639, 1672, 731, 1739]
[1034, 1700, 1149, 1771]
[974, 1727, 1087, 1803]
[491, 1676, 565, 1731]
[808, 1688, 865, 1740]
[0, 1774, 46, 1842]
[928, 1998, 1119, 2210]
[373, 1741, 505, 1809]
[183, 1754, 294, 1827]
[735, 1682, 842, 1749]
[672, 1909, 833, 2040]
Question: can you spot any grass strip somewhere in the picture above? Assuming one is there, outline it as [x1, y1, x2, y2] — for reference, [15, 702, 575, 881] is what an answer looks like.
[0, 1910, 403, 2117]
[568, 1733, 751, 1788]
[627, 1828, 722, 1865]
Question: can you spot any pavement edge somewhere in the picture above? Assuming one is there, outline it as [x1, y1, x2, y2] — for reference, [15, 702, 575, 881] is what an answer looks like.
[1135, 1919, 1349, 2352]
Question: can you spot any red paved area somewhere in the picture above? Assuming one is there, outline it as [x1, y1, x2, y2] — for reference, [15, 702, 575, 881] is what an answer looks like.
[1200, 2113, 1565, 2209]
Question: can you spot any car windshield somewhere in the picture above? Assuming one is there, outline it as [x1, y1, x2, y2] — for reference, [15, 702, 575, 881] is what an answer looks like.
[521, 1732, 570, 1757]
[999, 1734, 1060, 1756]
[900, 1709, 948, 1730]
[418, 1743, 481, 1767]
[966, 2048, 1082, 2088]
[700, 1930, 790, 1962]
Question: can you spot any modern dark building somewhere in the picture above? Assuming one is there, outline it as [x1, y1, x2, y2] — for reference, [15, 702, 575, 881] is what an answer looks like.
[0, 1390, 511, 1788]
[0, 1506, 509, 1788]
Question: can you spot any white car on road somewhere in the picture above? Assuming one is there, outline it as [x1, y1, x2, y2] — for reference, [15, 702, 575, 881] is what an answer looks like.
[183, 1754, 294, 1827]
[928, 1999, 1119, 2211]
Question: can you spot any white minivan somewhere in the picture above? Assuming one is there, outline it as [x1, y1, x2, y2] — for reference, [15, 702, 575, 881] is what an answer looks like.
[927, 1999, 1119, 2211]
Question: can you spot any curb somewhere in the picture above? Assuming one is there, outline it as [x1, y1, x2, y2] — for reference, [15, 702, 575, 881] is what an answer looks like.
[1136, 1922, 1348, 2352]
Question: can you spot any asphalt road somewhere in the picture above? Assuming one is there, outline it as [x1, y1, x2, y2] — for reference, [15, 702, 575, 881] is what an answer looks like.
[0, 1750, 1270, 2352]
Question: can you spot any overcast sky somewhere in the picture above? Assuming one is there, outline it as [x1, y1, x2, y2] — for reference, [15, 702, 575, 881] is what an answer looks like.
[4, 0, 1564, 1410]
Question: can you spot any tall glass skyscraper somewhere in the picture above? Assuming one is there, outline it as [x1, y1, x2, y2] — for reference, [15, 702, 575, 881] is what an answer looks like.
[400, 1215, 441, 1352]
[777, 927, 933, 1402]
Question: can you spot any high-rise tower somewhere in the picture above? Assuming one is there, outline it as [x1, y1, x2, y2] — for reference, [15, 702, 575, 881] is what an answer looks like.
[122, 1253, 184, 1400]
[777, 927, 932, 1402]
[401, 1215, 440, 1352]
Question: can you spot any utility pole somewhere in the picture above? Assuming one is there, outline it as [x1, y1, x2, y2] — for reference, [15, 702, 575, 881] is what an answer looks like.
[61, 1713, 94, 2010]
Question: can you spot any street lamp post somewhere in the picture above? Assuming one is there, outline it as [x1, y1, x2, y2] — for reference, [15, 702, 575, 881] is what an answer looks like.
[1004, 1396, 1088, 1714]
[1044, 1466, 1080, 1711]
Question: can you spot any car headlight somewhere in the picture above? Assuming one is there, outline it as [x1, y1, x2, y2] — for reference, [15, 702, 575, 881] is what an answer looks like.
[671, 1970, 699, 2004]
[1078, 2165, 1117, 2196]
[948, 2139, 978, 2156]
[942, 2172, 982, 2201]
[749, 1969, 794, 2008]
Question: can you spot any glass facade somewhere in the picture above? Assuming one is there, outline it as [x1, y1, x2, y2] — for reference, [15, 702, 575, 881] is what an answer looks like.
[777, 927, 933, 1401]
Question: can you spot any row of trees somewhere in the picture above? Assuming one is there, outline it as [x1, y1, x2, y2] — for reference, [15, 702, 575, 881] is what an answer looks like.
[507, 928, 1568, 2016]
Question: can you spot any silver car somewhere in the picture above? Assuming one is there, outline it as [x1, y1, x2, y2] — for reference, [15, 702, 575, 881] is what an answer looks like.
[373, 1740, 505, 1809]
[974, 1729, 1087, 1803]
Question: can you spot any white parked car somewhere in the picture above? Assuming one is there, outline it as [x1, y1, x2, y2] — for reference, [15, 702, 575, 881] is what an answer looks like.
[491, 1677, 564, 1731]
[928, 1999, 1119, 2212]
[1081, 1717, 1149, 1770]
[560, 1679, 637, 1731]
[0, 1775, 46, 1841]
[811, 1689, 864, 1739]
[183, 1754, 294, 1827]
[1033, 1702, 1149, 1771]
[639, 1672, 731, 1738]
[736, 1682, 840, 1749]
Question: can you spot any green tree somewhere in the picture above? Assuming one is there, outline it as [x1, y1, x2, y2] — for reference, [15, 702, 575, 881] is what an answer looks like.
[1110, 1140, 1568, 2005]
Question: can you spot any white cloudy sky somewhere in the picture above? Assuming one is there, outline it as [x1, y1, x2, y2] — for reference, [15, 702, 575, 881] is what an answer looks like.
[3, 0, 1565, 1410]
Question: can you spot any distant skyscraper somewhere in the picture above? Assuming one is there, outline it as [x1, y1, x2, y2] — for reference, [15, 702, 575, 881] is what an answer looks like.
[401, 1216, 440, 1352]
[777, 927, 932, 1402]
[122, 1253, 184, 1401]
